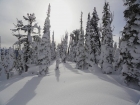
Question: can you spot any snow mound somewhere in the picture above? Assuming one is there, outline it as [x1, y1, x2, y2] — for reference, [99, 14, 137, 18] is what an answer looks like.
[0, 61, 140, 105]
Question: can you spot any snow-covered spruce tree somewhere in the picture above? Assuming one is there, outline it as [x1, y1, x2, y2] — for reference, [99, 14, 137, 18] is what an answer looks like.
[59, 39, 62, 59]
[2, 49, 9, 79]
[30, 36, 41, 65]
[85, 13, 92, 69]
[15, 49, 24, 75]
[69, 29, 80, 62]
[67, 35, 72, 61]
[76, 12, 85, 69]
[90, 7, 101, 65]
[67, 33, 76, 62]
[22, 14, 36, 71]
[120, 0, 140, 85]
[113, 47, 120, 71]
[2, 49, 5, 63]
[51, 31, 56, 60]
[55, 45, 60, 70]
[43, 4, 52, 64]
[100, 2, 113, 74]
[113, 42, 118, 71]
[0, 49, 6, 80]
[13, 33, 26, 75]
[1, 48, 14, 79]
[7, 47, 15, 79]
[12, 20, 25, 73]
[61, 32, 68, 63]
[113, 42, 117, 55]
[118, 37, 121, 48]
[0, 49, 5, 79]
[0, 49, 7, 80]
[11, 14, 40, 72]
[38, 4, 51, 75]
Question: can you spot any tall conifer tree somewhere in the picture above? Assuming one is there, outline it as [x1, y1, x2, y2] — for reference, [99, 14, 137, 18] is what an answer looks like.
[85, 13, 92, 69]
[90, 7, 101, 65]
[76, 12, 85, 69]
[120, 0, 140, 84]
[38, 4, 51, 75]
[100, 2, 113, 74]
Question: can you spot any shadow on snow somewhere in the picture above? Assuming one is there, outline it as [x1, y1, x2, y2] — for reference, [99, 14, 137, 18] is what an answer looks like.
[5, 76, 43, 105]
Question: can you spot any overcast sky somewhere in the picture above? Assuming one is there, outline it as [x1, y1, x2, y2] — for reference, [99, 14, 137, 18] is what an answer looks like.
[0, 0, 126, 48]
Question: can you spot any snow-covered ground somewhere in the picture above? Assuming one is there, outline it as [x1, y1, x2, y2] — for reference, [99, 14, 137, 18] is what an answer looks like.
[0, 61, 140, 105]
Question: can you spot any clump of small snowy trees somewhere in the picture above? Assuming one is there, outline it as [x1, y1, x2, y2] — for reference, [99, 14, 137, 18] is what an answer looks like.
[67, 3, 113, 72]
[0, 48, 15, 79]
[67, 1, 140, 86]
[0, 4, 53, 79]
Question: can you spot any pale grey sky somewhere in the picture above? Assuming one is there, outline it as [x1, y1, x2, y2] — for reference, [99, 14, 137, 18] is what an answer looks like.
[0, 0, 125, 48]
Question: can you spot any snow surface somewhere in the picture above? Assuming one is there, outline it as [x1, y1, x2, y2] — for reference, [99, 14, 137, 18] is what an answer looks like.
[0, 61, 140, 105]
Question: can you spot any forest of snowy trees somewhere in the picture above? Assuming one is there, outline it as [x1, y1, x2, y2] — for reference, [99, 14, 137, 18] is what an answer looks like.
[0, 0, 140, 87]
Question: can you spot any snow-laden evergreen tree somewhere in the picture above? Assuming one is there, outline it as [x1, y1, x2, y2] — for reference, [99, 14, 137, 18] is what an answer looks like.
[76, 12, 85, 69]
[61, 32, 68, 63]
[1, 48, 5, 66]
[43, 4, 51, 64]
[59, 39, 63, 59]
[67, 34, 73, 61]
[0, 49, 6, 79]
[118, 37, 121, 48]
[55, 45, 60, 70]
[11, 13, 41, 72]
[85, 13, 92, 69]
[120, 0, 140, 85]
[3, 49, 10, 79]
[100, 2, 114, 74]
[7, 47, 15, 78]
[90, 7, 101, 65]
[51, 31, 56, 60]
[67, 33, 77, 62]
[38, 4, 51, 75]
[113, 42, 117, 55]
[2, 49, 9, 79]
[113, 47, 120, 71]
[31, 36, 41, 65]
[0, 49, 7, 80]
[68, 30, 80, 62]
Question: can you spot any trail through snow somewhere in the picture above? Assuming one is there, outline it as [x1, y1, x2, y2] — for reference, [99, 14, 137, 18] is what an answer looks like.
[0, 61, 140, 105]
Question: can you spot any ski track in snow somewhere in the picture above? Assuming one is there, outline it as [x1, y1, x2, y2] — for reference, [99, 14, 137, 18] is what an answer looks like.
[0, 61, 140, 105]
